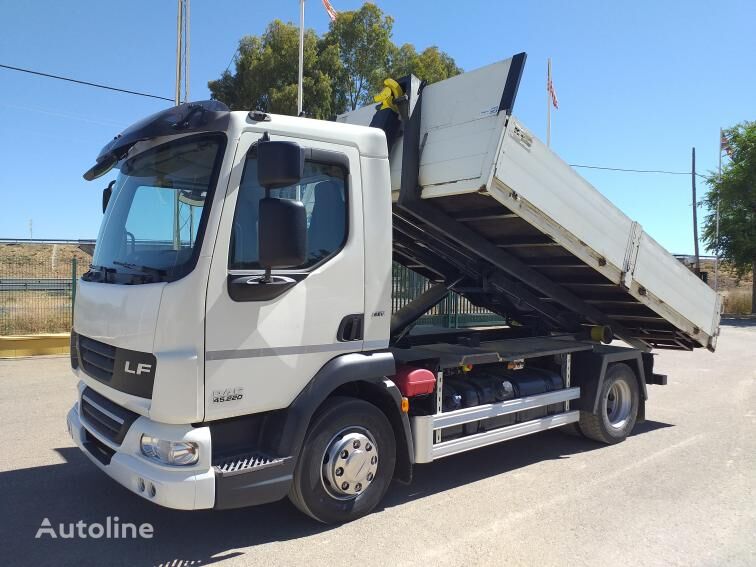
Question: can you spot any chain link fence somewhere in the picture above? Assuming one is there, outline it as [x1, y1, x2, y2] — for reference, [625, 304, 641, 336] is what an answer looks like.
[0, 244, 89, 335]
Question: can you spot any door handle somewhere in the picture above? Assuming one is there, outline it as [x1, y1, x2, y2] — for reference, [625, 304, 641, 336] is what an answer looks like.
[227, 274, 302, 302]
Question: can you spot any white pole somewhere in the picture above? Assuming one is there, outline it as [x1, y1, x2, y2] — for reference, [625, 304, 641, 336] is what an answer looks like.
[175, 0, 182, 106]
[297, 0, 305, 115]
[185, 0, 190, 103]
[547, 58, 551, 148]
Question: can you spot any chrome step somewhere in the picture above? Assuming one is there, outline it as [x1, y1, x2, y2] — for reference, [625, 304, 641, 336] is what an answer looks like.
[213, 454, 287, 477]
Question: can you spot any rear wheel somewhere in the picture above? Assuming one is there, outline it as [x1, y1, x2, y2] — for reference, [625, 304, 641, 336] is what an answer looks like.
[289, 396, 396, 524]
[579, 363, 639, 444]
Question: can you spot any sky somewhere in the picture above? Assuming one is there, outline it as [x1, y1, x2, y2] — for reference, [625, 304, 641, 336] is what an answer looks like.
[0, 0, 754, 254]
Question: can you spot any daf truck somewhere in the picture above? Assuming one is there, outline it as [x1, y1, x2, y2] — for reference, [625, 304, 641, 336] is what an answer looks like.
[66, 53, 721, 523]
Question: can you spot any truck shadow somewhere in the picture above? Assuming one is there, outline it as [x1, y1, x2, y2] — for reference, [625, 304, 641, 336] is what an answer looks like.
[0, 421, 671, 567]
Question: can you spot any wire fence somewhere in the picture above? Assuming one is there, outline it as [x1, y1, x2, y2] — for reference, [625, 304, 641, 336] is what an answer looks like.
[0, 243, 504, 336]
[0, 245, 89, 335]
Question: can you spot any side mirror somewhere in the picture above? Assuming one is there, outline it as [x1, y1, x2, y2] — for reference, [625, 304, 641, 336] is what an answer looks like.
[102, 180, 115, 213]
[258, 197, 307, 269]
[257, 141, 304, 189]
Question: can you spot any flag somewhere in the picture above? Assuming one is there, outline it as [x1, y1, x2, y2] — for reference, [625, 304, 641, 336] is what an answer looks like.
[322, 0, 338, 21]
[720, 131, 733, 158]
[547, 71, 559, 109]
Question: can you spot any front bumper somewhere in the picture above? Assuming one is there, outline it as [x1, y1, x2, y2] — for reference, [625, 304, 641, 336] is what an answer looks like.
[67, 381, 296, 511]
[67, 398, 215, 511]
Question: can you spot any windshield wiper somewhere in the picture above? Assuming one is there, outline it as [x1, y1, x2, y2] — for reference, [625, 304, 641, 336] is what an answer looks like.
[112, 261, 168, 280]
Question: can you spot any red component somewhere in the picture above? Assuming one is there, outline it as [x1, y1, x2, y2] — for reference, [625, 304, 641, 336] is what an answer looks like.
[392, 365, 436, 397]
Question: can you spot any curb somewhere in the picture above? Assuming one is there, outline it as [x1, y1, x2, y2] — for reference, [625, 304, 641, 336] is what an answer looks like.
[0, 334, 70, 358]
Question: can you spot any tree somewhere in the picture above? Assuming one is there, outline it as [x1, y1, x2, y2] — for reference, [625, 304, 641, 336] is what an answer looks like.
[701, 121, 756, 313]
[323, 3, 394, 111]
[208, 3, 461, 117]
[208, 20, 341, 119]
[389, 44, 463, 85]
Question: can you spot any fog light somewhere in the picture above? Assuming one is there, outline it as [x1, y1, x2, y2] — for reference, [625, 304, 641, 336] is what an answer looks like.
[140, 435, 199, 466]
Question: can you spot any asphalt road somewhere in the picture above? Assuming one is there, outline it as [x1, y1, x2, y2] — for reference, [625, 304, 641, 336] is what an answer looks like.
[1, 321, 754, 567]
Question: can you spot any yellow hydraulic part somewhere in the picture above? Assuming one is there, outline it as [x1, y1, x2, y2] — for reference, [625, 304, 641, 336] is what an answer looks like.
[590, 325, 613, 344]
[461, 363, 474, 373]
[374, 78, 403, 112]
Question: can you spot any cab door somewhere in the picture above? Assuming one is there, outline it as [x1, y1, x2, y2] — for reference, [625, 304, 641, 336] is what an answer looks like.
[204, 131, 365, 420]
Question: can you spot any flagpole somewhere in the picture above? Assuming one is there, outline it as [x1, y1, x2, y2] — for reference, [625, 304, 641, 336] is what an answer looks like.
[297, 0, 305, 116]
[547, 58, 551, 148]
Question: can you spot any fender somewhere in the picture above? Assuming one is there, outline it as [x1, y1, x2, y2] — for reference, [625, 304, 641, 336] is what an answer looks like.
[571, 345, 648, 422]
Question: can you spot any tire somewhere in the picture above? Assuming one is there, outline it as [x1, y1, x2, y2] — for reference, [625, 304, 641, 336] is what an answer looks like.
[289, 396, 396, 524]
[579, 363, 639, 444]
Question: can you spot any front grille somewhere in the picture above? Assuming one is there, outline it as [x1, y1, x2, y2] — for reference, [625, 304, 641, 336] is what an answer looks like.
[80, 387, 139, 446]
[78, 336, 116, 383]
[83, 429, 116, 465]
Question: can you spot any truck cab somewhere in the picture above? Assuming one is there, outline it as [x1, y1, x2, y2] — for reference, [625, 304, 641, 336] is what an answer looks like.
[68, 104, 399, 516]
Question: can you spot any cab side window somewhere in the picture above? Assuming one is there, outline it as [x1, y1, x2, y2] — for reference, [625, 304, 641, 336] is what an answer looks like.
[229, 155, 348, 270]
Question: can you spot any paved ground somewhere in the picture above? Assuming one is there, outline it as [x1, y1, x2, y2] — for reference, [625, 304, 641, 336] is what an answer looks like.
[0, 321, 754, 567]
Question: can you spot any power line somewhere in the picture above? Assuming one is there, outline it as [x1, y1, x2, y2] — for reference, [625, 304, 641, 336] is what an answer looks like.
[0, 63, 173, 102]
[570, 163, 707, 178]
[223, 45, 240, 75]
[0, 62, 716, 181]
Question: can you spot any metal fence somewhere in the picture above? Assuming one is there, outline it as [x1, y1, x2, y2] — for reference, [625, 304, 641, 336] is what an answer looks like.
[392, 263, 505, 328]
[0, 245, 88, 335]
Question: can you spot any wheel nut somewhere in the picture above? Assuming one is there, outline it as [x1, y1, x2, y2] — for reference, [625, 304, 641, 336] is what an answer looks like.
[340, 450, 349, 459]
[353, 440, 360, 449]
[371, 456, 377, 465]
[335, 467, 344, 477]
[366, 473, 374, 481]
[341, 482, 349, 490]
[355, 483, 362, 492]
[366, 443, 372, 451]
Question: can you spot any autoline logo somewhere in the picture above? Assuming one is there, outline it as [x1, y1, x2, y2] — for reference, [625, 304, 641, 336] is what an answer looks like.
[35, 517, 154, 539]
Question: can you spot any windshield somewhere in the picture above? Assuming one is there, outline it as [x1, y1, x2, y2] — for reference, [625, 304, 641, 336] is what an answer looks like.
[87, 134, 225, 283]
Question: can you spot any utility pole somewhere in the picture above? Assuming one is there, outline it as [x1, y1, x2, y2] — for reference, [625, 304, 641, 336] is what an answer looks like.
[29, 219, 33, 239]
[715, 128, 723, 292]
[175, 0, 183, 106]
[175, 0, 190, 105]
[691, 147, 700, 275]
[546, 58, 552, 148]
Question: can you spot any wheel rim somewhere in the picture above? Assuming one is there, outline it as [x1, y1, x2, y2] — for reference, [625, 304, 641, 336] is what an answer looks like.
[605, 380, 632, 430]
[321, 427, 379, 500]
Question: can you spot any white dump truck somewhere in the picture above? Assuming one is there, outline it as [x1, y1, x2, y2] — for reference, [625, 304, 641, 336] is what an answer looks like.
[67, 53, 720, 523]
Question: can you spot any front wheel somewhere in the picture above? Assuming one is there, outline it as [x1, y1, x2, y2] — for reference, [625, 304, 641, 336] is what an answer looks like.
[579, 363, 639, 444]
[289, 397, 396, 524]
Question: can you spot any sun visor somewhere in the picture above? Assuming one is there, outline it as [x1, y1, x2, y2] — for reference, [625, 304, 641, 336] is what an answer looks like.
[83, 100, 231, 181]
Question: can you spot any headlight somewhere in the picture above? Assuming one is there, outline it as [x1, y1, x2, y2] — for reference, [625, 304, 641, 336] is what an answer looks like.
[140, 435, 199, 466]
